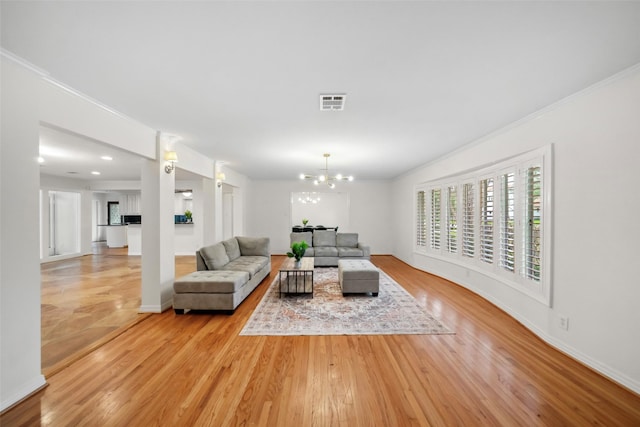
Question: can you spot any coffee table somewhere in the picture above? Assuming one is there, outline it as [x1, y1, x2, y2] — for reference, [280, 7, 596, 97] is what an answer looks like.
[279, 257, 314, 297]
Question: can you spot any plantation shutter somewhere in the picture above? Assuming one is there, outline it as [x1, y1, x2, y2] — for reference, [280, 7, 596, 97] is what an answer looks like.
[430, 188, 441, 249]
[462, 183, 475, 258]
[523, 166, 542, 281]
[416, 190, 427, 247]
[479, 178, 494, 264]
[446, 185, 457, 253]
[499, 172, 516, 272]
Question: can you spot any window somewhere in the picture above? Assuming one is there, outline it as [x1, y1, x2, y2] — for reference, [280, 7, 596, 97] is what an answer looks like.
[430, 189, 441, 249]
[416, 190, 427, 247]
[499, 172, 515, 272]
[462, 183, 475, 258]
[414, 146, 551, 305]
[523, 166, 542, 281]
[479, 178, 494, 264]
[446, 185, 457, 253]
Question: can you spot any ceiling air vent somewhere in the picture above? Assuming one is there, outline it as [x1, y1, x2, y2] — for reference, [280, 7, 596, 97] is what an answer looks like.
[320, 93, 346, 111]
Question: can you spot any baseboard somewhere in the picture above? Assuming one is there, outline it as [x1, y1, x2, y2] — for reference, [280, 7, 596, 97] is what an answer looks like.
[139, 300, 174, 313]
[1, 375, 47, 413]
[138, 304, 162, 313]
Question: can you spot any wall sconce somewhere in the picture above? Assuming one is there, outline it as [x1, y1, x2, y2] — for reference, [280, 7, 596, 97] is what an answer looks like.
[216, 172, 226, 188]
[164, 151, 178, 174]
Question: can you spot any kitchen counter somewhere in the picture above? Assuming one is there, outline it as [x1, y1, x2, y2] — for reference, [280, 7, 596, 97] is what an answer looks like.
[125, 223, 197, 256]
[98, 225, 128, 248]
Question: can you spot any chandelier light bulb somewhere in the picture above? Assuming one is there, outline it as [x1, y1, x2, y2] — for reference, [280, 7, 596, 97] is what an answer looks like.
[299, 153, 354, 189]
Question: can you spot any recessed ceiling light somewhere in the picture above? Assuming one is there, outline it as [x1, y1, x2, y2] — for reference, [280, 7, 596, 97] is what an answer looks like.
[37, 156, 45, 163]
[101, 155, 113, 161]
[91, 171, 101, 175]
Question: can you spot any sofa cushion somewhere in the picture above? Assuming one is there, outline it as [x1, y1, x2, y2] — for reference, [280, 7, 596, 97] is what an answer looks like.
[225, 256, 269, 278]
[291, 231, 314, 256]
[173, 270, 249, 294]
[199, 243, 230, 270]
[313, 230, 336, 247]
[222, 238, 241, 261]
[338, 247, 364, 257]
[236, 236, 270, 256]
[314, 246, 338, 257]
[290, 232, 313, 247]
[337, 233, 359, 248]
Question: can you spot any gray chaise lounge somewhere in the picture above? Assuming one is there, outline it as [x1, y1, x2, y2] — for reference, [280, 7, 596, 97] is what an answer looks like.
[173, 236, 270, 314]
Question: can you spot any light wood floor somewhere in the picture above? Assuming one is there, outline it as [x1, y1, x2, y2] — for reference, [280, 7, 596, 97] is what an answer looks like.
[41, 243, 195, 376]
[4, 254, 640, 426]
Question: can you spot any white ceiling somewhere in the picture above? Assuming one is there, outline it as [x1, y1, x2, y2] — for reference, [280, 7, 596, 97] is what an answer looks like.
[38, 124, 145, 181]
[38, 124, 200, 182]
[2, 1, 640, 181]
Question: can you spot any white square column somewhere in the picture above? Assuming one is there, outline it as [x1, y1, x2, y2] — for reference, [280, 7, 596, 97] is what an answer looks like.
[140, 133, 176, 312]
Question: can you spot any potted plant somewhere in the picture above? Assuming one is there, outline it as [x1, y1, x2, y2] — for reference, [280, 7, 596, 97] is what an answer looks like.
[302, 218, 309, 227]
[287, 240, 309, 267]
[184, 210, 192, 223]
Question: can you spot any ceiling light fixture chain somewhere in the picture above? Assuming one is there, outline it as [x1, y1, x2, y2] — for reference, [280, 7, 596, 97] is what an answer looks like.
[299, 153, 354, 189]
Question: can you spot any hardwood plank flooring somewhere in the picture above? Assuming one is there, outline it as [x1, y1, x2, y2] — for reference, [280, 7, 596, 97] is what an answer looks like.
[4, 255, 639, 426]
[40, 243, 196, 376]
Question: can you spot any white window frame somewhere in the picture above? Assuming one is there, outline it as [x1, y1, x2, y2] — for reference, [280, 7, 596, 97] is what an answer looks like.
[413, 145, 553, 306]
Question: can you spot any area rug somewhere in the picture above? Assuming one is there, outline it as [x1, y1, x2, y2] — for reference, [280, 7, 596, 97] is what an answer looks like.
[240, 267, 454, 336]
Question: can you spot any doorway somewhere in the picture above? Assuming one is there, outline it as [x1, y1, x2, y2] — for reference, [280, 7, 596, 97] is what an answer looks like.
[46, 190, 81, 257]
[108, 201, 121, 225]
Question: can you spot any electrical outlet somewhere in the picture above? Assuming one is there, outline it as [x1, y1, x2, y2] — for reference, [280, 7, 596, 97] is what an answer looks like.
[559, 316, 569, 331]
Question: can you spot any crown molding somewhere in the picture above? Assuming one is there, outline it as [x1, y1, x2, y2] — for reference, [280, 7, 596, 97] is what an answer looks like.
[1, 48, 49, 76]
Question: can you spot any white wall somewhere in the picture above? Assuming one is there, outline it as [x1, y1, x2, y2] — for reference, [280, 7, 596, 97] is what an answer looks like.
[392, 65, 640, 393]
[219, 165, 251, 240]
[0, 53, 173, 409]
[174, 180, 203, 255]
[1, 57, 47, 411]
[248, 180, 393, 255]
[39, 80, 157, 160]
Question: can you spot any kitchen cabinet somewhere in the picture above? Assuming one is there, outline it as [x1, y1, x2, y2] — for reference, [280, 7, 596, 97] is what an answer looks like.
[104, 225, 127, 248]
[119, 193, 141, 215]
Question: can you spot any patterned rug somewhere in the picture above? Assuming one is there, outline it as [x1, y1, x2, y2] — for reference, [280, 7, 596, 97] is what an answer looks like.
[240, 267, 454, 336]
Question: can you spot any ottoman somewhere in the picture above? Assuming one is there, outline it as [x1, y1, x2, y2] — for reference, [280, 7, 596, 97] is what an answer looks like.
[173, 270, 250, 314]
[338, 259, 379, 296]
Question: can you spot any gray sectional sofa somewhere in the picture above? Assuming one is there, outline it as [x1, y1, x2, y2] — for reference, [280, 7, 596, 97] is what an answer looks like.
[173, 236, 270, 313]
[290, 230, 370, 267]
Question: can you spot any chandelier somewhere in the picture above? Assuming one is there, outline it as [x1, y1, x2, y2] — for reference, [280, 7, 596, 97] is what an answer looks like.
[299, 153, 354, 189]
